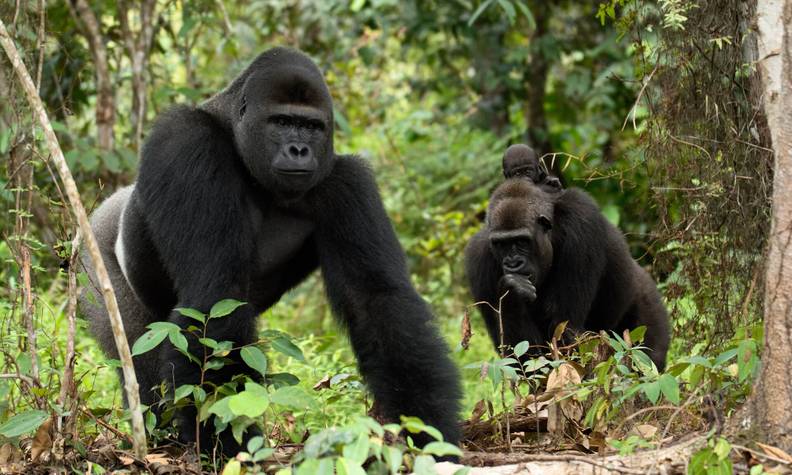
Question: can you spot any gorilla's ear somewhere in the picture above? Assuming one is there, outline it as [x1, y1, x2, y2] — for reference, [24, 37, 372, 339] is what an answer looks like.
[538, 215, 552, 231]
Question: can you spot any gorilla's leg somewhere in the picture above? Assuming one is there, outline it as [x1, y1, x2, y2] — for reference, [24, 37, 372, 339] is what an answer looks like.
[79, 186, 161, 407]
[626, 270, 671, 372]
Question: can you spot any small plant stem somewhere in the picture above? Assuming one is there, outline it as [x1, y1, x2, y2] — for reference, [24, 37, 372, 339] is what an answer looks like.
[0, 20, 147, 457]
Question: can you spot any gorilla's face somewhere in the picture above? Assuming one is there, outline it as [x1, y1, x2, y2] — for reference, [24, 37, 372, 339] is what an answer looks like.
[487, 181, 555, 302]
[233, 67, 334, 199]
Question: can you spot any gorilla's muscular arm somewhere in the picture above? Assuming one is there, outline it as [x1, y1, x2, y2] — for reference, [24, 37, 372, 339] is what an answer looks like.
[465, 230, 545, 351]
[135, 106, 260, 389]
[311, 156, 461, 447]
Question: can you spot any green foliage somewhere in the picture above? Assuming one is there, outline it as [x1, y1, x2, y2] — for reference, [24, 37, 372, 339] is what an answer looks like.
[283, 416, 461, 475]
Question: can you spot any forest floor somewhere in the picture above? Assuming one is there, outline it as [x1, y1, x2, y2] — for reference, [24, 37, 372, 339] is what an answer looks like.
[4, 406, 792, 475]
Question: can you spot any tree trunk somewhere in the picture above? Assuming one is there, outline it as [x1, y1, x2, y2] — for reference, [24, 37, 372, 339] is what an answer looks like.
[118, 0, 157, 150]
[67, 0, 115, 151]
[521, 2, 550, 155]
[749, 0, 792, 453]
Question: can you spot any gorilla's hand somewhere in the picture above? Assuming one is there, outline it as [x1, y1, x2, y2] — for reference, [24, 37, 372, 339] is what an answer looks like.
[501, 274, 537, 302]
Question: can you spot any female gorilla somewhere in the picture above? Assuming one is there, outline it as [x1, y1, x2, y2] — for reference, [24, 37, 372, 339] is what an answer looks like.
[80, 47, 461, 453]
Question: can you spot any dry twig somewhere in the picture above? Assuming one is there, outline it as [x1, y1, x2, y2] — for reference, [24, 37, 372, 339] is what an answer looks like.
[0, 19, 147, 457]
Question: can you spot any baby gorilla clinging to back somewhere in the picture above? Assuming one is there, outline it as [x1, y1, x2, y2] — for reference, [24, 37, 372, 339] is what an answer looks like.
[464, 179, 670, 370]
[502, 144, 562, 192]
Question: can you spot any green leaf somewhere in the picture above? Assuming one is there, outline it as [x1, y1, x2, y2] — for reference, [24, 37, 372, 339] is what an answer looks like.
[270, 385, 315, 409]
[221, 459, 241, 475]
[423, 441, 463, 457]
[513, 341, 529, 357]
[240, 346, 268, 378]
[401, 416, 442, 442]
[497, 0, 516, 23]
[342, 434, 370, 464]
[658, 374, 680, 405]
[412, 455, 436, 475]
[176, 307, 205, 323]
[210, 299, 246, 319]
[228, 391, 269, 418]
[383, 446, 403, 474]
[713, 437, 731, 459]
[336, 457, 366, 475]
[629, 326, 647, 343]
[174, 384, 194, 403]
[271, 337, 305, 362]
[198, 338, 219, 349]
[247, 435, 264, 453]
[642, 381, 660, 404]
[132, 328, 169, 356]
[207, 397, 234, 424]
[168, 329, 189, 354]
[0, 410, 48, 437]
[468, 0, 495, 26]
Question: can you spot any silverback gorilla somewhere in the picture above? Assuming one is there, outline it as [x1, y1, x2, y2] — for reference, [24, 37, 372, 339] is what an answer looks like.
[464, 178, 670, 370]
[80, 48, 461, 453]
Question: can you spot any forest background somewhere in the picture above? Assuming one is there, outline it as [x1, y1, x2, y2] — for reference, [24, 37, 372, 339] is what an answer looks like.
[0, 0, 789, 474]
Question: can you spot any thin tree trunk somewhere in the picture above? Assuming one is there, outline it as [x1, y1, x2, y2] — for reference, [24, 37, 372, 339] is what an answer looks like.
[67, 0, 115, 151]
[0, 18, 147, 458]
[749, 0, 792, 453]
[118, 0, 157, 149]
[522, 2, 550, 155]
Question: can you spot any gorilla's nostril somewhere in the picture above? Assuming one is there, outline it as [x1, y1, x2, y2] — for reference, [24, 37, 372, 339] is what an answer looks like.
[504, 257, 526, 272]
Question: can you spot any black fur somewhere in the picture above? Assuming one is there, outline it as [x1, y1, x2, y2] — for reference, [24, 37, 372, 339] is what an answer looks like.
[80, 47, 461, 454]
[464, 179, 670, 370]
[502, 144, 562, 192]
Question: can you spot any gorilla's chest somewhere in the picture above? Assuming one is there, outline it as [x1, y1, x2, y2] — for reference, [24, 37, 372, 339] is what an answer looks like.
[249, 204, 315, 275]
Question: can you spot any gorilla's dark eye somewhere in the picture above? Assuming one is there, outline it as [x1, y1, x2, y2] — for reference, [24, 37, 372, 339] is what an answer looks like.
[538, 215, 552, 230]
[239, 95, 247, 118]
[271, 115, 293, 127]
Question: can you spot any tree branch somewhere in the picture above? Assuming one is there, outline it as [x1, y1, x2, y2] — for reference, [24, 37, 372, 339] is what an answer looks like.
[0, 18, 147, 458]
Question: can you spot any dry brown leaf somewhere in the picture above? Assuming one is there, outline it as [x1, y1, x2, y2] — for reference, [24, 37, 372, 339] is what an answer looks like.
[560, 399, 583, 422]
[632, 424, 658, 439]
[30, 418, 53, 462]
[546, 363, 582, 394]
[145, 452, 171, 464]
[118, 454, 136, 466]
[756, 442, 792, 464]
[622, 328, 632, 348]
[312, 374, 331, 391]
[460, 310, 472, 350]
[469, 399, 487, 424]
[0, 443, 12, 464]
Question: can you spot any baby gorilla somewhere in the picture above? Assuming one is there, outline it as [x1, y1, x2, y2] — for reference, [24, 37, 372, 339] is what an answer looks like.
[465, 179, 670, 370]
[502, 144, 562, 192]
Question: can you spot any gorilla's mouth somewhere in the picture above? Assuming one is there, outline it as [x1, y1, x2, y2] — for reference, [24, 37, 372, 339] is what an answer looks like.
[275, 169, 313, 176]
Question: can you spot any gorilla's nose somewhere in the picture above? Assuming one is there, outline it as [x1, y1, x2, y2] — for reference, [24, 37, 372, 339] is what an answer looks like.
[287, 143, 311, 159]
[503, 256, 526, 273]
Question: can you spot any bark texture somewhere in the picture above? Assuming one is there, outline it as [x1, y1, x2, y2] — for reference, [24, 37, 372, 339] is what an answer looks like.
[67, 0, 115, 151]
[752, 0, 792, 453]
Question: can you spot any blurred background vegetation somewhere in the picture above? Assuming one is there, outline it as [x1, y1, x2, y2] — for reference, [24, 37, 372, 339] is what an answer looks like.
[0, 0, 773, 469]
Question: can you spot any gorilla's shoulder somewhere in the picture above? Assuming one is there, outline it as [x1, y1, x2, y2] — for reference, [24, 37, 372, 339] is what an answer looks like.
[555, 188, 604, 219]
[323, 155, 377, 190]
[140, 106, 233, 172]
[309, 155, 380, 212]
